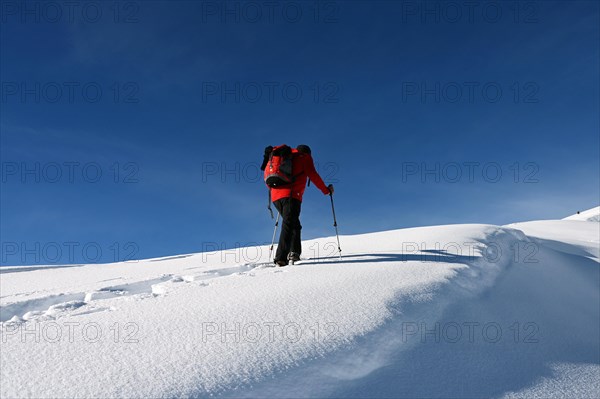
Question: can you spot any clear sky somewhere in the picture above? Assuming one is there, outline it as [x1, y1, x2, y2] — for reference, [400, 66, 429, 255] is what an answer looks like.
[1, 0, 599, 266]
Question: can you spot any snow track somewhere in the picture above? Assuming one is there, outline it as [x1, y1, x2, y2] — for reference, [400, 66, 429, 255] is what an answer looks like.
[0, 264, 266, 323]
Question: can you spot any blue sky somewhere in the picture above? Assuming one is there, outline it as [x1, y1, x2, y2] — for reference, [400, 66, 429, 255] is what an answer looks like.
[1, 1, 599, 265]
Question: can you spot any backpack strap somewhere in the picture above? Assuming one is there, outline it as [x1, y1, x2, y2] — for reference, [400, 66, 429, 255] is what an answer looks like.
[267, 189, 274, 219]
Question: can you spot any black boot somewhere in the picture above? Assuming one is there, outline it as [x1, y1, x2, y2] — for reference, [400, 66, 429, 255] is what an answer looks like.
[288, 252, 300, 263]
[274, 258, 288, 267]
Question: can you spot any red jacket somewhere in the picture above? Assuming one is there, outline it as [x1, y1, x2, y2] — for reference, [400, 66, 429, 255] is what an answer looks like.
[270, 149, 329, 202]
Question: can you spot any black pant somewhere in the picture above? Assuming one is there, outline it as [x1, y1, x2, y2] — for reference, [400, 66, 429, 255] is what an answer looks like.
[273, 197, 302, 261]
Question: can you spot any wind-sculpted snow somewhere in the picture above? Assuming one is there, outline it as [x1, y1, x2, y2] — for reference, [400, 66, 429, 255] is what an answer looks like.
[1, 213, 598, 398]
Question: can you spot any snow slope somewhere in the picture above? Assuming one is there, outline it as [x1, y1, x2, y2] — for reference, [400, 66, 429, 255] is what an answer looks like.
[562, 206, 600, 222]
[1, 208, 598, 398]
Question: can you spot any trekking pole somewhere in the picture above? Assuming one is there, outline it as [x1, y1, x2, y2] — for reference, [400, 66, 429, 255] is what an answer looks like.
[269, 212, 280, 261]
[329, 192, 342, 260]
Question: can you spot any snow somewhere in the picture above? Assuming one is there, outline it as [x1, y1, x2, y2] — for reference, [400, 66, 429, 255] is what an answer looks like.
[563, 206, 600, 222]
[1, 208, 598, 398]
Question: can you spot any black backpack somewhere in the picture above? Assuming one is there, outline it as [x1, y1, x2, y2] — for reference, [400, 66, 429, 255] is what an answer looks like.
[261, 144, 295, 188]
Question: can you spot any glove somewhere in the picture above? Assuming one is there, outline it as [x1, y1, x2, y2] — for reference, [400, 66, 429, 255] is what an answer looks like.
[328, 184, 334, 195]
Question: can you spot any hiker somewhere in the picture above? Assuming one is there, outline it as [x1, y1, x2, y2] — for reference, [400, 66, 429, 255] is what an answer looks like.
[261, 144, 334, 266]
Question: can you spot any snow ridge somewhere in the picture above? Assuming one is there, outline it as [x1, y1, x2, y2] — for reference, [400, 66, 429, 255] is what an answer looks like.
[232, 226, 530, 398]
[563, 206, 600, 222]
